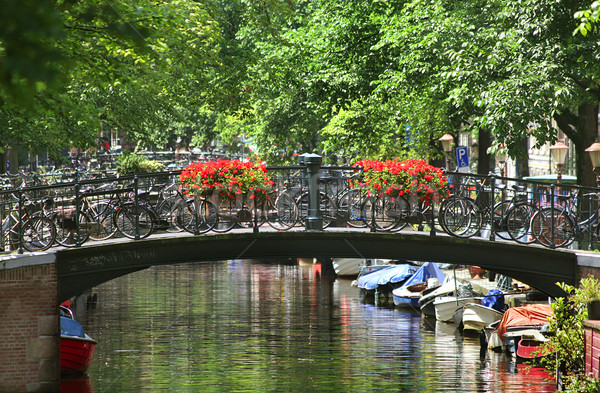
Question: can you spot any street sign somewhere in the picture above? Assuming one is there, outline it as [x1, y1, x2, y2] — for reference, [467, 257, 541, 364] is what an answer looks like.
[455, 146, 469, 172]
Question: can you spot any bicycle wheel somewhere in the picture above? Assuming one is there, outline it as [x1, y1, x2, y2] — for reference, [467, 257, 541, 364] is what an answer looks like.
[388, 196, 410, 232]
[344, 188, 369, 228]
[421, 199, 444, 233]
[264, 192, 298, 231]
[212, 196, 237, 233]
[492, 200, 513, 241]
[297, 192, 336, 228]
[114, 204, 154, 239]
[182, 199, 217, 234]
[22, 216, 56, 251]
[590, 223, 600, 251]
[530, 207, 574, 248]
[369, 195, 404, 231]
[506, 204, 537, 244]
[438, 197, 481, 238]
[156, 196, 186, 233]
[54, 210, 91, 247]
[87, 202, 119, 240]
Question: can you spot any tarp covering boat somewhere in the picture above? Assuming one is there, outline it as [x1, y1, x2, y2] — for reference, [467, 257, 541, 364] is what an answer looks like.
[355, 264, 418, 290]
[492, 304, 552, 343]
[398, 262, 445, 289]
[482, 289, 505, 312]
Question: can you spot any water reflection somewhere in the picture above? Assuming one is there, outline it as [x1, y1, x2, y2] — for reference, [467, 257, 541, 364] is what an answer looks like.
[75, 260, 554, 392]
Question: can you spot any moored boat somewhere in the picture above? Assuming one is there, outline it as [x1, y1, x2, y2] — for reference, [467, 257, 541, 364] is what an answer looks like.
[353, 263, 418, 304]
[462, 303, 504, 333]
[60, 306, 97, 375]
[332, 258, 364, 277]
[392, 262, 446, 308]
[486, 303, 552, 353]
[516, 337, 550, 360]
[418, 278, 458, 317]
[461, 289, 505, 333]
[434, 296, 482, 322]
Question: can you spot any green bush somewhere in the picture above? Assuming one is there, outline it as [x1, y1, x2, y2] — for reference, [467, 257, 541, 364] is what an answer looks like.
[116, 152, 165, 175]
[538, 276, 600, 391]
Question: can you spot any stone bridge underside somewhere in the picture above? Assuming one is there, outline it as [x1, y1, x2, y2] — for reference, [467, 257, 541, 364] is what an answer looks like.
[56, 231, 580, 301]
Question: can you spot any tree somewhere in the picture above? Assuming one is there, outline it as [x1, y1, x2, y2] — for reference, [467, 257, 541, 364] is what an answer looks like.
[376, 0, 600, 184]
[0, 0, 246, 166]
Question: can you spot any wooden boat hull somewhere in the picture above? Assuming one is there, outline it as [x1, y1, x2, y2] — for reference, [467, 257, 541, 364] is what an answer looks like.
[61, 335, 97, 374]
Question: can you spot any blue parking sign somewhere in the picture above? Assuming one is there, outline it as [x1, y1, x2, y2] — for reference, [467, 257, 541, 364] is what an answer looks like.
[455, 146, 469, 169]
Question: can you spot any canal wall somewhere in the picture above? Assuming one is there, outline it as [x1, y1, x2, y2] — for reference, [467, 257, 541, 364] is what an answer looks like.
[0, 252, 59, 393]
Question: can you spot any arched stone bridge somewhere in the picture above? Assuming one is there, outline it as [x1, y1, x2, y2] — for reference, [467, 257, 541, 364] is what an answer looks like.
[55, 229, 587, 300]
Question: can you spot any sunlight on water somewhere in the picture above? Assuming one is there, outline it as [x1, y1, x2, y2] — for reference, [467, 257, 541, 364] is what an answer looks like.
[74, 261, 555, 393]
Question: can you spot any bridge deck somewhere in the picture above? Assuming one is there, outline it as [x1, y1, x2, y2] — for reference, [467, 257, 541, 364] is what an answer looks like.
[44, 227, 587, 300]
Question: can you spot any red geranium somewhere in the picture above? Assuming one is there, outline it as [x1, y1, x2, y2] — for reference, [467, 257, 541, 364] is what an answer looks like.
[180, 159, 274, 199]
[352, 159, 449, 205]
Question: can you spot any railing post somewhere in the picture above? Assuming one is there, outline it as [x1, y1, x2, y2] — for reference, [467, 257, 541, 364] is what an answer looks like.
[489, 174, 496, 242]
[303, 154, 323, 231]
[550, 184, 555, 249]
[253, 190, 259, 234]
[17, 188, 24, 254]
[369, 194, 376, 232]
[74, 182, 81, 247]
[134, 175, 140, 240]
[588, 193, 593, 251]
[429, 199, 436, 236]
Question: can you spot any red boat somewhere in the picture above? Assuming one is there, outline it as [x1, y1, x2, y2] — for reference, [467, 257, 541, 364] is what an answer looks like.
[516, 338, 550, 360]
[60, 306, 97, 374]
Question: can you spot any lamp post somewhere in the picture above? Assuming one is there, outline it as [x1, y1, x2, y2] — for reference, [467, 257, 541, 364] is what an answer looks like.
[439, 134, 454, 171]
[586, 141, 600, 187]
[549, 141, 569, 184]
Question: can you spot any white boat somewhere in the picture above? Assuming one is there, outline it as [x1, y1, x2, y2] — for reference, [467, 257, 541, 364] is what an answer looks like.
[332, 258, 364, 277]
[462, 303, 504, 333]
[433, 296, 482, 322]
[392, 262, 446, 308]
[418, 278, 458, 317]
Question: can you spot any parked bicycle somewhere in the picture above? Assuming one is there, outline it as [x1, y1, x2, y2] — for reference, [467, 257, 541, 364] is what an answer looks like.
[1, 196, 55, 252]
[530, 192, 600, 249]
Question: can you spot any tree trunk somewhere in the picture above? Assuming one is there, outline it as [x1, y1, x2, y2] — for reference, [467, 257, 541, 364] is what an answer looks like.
[575, 103, 599, 188]
[7, 146, 18, 175]
[477, 128, 491, 175]
[515, 138, 530, 179]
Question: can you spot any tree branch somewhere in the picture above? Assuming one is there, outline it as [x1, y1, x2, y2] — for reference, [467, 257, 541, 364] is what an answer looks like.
[553, 112, 579, 143]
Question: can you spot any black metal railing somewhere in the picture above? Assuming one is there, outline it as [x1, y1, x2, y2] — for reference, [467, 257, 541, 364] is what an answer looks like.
[1, 164, 599, 253]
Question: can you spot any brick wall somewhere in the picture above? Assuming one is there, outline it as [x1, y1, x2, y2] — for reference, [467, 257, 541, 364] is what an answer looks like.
[578, 265, 600, 282]
[0, 258, 59, 393]
[584, 320, 600, 378]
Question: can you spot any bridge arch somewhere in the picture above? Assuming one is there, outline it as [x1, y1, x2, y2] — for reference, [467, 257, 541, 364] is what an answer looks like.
[56, 231, 578, 300]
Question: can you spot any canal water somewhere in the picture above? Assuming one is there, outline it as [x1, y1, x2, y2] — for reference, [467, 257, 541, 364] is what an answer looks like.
[69, 260, 556, 392]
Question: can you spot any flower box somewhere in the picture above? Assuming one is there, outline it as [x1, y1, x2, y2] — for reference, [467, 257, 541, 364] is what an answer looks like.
[179, 159, 274, 200]
[352, 159, 449, 205]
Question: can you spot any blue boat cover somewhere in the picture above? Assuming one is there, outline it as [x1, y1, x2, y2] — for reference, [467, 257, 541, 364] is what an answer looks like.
[356, 264, 419, 290]
[60, 316, 86, 338]
[398, 262, 446, 289]
[482, 289, 505, 311]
